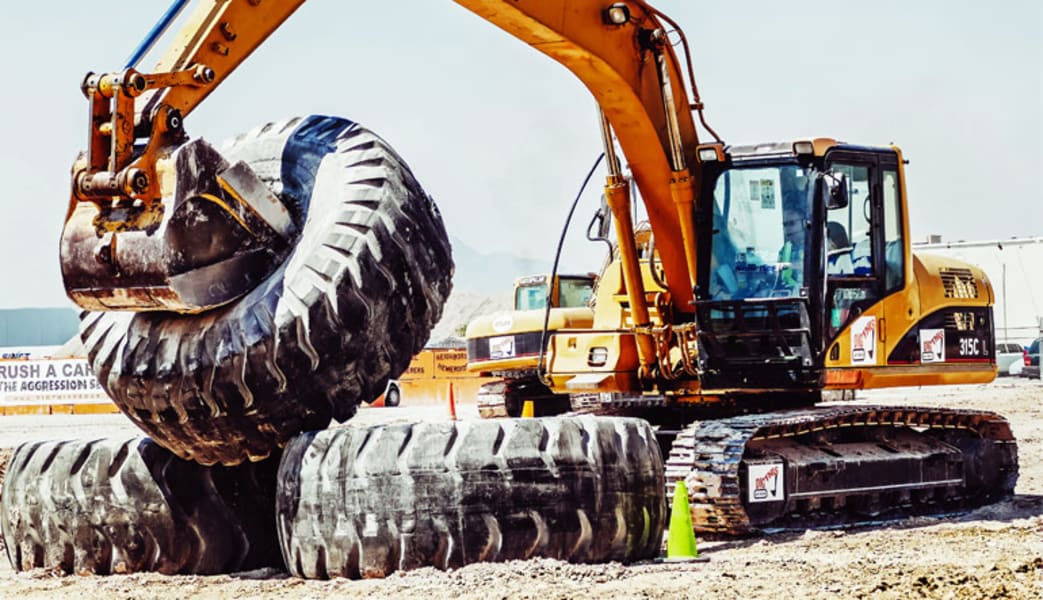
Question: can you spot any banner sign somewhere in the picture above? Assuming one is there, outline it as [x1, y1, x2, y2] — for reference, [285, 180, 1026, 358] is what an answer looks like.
[399, 349, 472, 381]
[0, 358, 110, 405]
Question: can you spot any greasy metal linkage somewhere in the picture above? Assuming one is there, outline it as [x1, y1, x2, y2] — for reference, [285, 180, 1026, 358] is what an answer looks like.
[651, 322, 700, 381]
[76, 64, 214, 202]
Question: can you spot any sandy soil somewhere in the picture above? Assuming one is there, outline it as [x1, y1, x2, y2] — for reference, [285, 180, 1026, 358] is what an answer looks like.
[0, 379, 1040, 599]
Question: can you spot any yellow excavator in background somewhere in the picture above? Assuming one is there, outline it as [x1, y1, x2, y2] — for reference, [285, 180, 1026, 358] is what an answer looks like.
[466, 272, 597, 418]
[61, 0, 1016, 533]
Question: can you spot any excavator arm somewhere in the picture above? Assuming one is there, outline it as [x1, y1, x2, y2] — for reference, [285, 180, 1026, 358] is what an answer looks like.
[64, 0, 707, 316]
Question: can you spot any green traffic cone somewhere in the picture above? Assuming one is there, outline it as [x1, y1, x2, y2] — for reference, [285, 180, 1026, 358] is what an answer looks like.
[666, 479, 699, 560]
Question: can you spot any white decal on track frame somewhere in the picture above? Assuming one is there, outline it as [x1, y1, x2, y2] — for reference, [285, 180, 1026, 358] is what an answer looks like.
[747, 463, 784, 503]
[850, 316, 877, 366]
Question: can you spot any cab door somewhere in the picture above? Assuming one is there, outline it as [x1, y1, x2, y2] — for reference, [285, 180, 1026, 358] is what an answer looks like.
[822, 149, 906, 373]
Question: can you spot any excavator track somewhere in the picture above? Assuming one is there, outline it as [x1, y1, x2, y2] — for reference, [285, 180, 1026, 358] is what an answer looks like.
[476, 375, 571, 419]
[664, 405, 1018, 534]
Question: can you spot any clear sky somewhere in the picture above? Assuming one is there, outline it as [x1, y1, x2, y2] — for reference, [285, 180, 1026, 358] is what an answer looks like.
[0, 0, 1039, 309]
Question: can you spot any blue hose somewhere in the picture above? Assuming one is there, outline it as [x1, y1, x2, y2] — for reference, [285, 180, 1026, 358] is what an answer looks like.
[124, 0, 192, 69]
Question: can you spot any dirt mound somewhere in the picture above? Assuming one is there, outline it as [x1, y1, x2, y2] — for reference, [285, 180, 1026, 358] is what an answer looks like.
[427, 290, 511, 344]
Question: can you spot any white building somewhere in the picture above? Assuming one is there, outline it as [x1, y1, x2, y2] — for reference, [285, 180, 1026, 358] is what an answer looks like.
[914, 236, 1043, 346]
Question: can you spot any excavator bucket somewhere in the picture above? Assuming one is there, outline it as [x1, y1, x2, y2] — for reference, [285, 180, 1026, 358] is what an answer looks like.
[61, 138, 295, 313]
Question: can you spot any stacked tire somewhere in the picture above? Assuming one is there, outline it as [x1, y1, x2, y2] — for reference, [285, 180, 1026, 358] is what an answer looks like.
[276, 416, 666, 578]
[1, 417, 666, 577]
[0, 438, 281, 574]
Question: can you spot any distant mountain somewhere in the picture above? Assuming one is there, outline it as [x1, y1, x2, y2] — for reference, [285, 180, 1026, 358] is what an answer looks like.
[427, 289, 513, 345]
[420, 236, 551, 347]
[448, 235, 551, 294]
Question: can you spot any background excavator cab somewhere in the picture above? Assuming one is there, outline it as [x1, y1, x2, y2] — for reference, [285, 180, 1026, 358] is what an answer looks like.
[514, 274, 596, 312]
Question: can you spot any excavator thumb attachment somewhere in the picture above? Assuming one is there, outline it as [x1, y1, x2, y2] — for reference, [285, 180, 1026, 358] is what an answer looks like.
[61, 138, 295, 313]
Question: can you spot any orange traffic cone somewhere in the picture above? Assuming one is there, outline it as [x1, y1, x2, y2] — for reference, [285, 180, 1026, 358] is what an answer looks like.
[447, 381, 457, 421]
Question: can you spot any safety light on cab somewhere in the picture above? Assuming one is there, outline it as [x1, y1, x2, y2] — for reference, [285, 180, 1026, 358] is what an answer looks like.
[696, 143, 726, 163]
[792, 140, 814, 155]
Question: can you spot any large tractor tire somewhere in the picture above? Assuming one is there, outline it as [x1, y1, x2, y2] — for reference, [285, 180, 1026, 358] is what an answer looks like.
[79, 116, 453, 466]
[276, 416, 666, 579]
[0, 437, 282, 575]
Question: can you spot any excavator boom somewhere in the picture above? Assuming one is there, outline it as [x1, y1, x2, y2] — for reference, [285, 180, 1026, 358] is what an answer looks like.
[65, 0, 703, 313]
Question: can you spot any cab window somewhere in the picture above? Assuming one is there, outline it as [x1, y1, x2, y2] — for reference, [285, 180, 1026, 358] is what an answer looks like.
[825, 164, 871, 276]
[882, 168, 904, 291]
[515, 285, 547, 310]
[558, 277, 594, 308]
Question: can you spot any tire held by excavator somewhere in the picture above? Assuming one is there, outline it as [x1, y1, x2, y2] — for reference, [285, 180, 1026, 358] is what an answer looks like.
[78, 116, 454, 466]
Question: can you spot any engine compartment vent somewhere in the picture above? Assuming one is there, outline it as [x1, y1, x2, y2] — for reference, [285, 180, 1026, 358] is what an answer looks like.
[940, 268, 978, 299]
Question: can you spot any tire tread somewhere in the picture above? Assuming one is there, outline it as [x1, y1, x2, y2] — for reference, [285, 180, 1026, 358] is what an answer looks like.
[0, 438, 282, 575]
[276, 416, 666, 579]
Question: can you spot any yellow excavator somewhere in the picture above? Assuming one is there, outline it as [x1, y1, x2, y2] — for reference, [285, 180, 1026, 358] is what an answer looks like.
[466, 272, 597, 418]
[61, 0, 1016, 534]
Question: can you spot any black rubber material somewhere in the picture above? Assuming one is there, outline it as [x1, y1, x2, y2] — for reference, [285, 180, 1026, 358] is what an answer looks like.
[79, 116, 454, 466]
[0, 437, 282, 575]
[276, 416, 666, 579]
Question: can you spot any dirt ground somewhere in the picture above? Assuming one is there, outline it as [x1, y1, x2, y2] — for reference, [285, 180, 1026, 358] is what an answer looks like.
[0, 379, 1040, 599]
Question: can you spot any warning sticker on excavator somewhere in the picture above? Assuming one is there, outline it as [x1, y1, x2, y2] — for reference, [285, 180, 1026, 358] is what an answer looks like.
[488, 336, 515, 360]
[850, 316, 877, 365]
[749, 179, 776, 209]
[747, 463, 784, 503]
[919, 328, 945, 363]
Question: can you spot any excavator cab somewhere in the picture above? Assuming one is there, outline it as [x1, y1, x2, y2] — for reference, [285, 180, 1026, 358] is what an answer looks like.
[466, 272, 596, 376]
[693, 138, 995, 394]
[693, 142, 834, 390]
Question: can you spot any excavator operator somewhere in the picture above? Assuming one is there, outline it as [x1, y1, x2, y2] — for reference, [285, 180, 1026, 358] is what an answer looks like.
[777, 170, 808, 293]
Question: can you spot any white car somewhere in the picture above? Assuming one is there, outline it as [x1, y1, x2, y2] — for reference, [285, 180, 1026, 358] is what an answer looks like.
[383, 380, 401, 407]
[1009, 359, 1024, 377]
[995, 342, 1025, 376]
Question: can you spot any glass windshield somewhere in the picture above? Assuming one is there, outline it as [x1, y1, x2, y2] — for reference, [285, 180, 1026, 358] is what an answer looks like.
[515, 283, 548, 311]
[709, 163, 811, 300]
[515, 276, 594, 311]
[558, 277, 595, 308]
